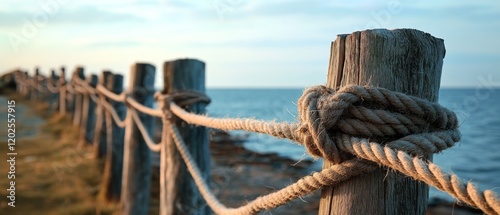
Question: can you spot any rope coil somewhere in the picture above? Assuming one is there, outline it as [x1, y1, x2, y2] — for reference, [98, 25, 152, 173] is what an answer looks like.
[296, 85, 460, 164]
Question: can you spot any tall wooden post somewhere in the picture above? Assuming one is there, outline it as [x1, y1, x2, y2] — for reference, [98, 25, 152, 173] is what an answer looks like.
[121, 63, 155, 215]
[49, 69, 59, 111]
[72, 67, 85, 126]
[162, 59, 210, 215]
[93, 71, 112, 158]
[318, 29, 445, 215]
[59, 67, 67, 115]
[78, 74, 98, 148]
[32, 67, 40, 101]
[101, 73, 126, 202]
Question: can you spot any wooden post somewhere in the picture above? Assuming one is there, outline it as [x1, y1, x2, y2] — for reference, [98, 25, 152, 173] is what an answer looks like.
[318, 29, 445, 215]
[78, 74, 98, 148]
[59, 67, 67, 115]
[93, 71, 112, 158]
[162, 59, 210, 215]
[72, 67, 85, 126]
[49, 69, 59, 112]
[101, 73, 126, 202]
[32, 67, 40, 101]
[23, 71, 29, 98]
[121, 63, 155, 215]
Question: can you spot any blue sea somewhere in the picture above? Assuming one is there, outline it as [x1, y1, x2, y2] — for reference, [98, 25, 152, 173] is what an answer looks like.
[206, 88, 500, 201]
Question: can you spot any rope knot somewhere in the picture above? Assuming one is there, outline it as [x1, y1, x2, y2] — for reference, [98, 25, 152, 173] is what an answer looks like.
[155, 90, 211, 120]
[297, 85, 461, 164]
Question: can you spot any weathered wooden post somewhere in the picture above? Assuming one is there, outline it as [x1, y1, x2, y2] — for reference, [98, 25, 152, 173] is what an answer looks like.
[78, 74, 98, 148]
[162, 59, 210, 215]
[72, 67, 85, 126]
[59, 67, 67, 115]
[16, 71, 23, 96]
[101, 73, 126, 202]
[49, 69, 59, 111]
[23, 71, 29, 98]
[31, 67, 40, 101]
[93, 71, 112, 158]
[318, 29, 445, 215]
[121, 63, 155, 215]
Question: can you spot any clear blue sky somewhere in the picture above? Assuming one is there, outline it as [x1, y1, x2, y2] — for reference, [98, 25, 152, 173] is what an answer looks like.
[1, 0, 499, 88]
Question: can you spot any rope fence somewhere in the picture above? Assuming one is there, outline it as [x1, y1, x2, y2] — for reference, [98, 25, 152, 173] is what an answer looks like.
[7, 66, 500, 215]
[3, 29, 500, 215]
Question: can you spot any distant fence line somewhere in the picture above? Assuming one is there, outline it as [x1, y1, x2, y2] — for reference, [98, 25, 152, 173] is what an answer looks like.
[6, 29, 500, 215]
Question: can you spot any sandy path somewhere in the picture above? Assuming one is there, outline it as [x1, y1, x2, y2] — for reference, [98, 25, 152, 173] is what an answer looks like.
[0, 96, 44, 141]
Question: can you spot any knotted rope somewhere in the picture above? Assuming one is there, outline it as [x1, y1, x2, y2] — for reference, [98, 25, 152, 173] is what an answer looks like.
[296, 85, 461, 164]
[160, 85, 500, 215]
[17, 71, 498, 214]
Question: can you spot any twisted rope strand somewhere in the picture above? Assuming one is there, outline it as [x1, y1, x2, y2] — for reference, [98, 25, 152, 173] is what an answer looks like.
[126, 97, 163, 117]
[129, 108, 161, 152]
[96, 84, 126, 102]
[101, 99, 128, 128]
[16, 74, 499, 215]
[170, 103, 301, 143]
[164, 85, 500, 214]
[336, 137, 500, 215]
[167, 121, 377, 215]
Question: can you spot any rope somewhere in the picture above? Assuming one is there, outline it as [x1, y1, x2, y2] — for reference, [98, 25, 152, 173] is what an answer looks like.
[66, 84, 75, 94]
[337, 136, 500, 215]
[101, 99, 128, 128]
[47, 84, 59, 93]
[167, 121, 376, 215]
[129, 108, 161, 152]
[162, 85, 500, 215]
[13, 73, 499, 214]
[126, 97, 163, 117]
[89, 93, 99, 103]
[96, 85, 126, 102]
[170, 103, 301, 142]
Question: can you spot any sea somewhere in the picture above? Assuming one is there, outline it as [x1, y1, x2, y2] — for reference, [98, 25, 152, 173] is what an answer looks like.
[205, 88, 500, 201]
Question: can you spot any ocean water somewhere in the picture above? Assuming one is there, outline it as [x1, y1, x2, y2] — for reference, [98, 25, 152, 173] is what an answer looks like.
[206, 88, 500, 201]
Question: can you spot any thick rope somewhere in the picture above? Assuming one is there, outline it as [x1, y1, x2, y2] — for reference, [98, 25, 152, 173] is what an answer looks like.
[101, 99, 128, 128]
[337, 136, 500, 215]
[66, 84, 75, 94]
[96, 84, 126, 102]
[129, 108, 161, 152]
[126, 97, 163, 117]
[163, 85, 500, 215]
[46, 82, 60, 93]
[167, 121, 376, 215]
[12, 75, 500, 214]
[170, 103, 301, 142]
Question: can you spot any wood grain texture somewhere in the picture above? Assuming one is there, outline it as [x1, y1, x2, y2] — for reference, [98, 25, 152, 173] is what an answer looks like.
[72, 67, 85, 126]
[101, 74, 125, 202]
[93, 71, 112, 158]
[121, 63, 155, 215]
[59, 68, 66, 115]
[49, 69, 59, 112]
[318, 29, 445, 215]
[78, 74, 98, 148]
[31, 67, 39, 101]
[162, 59, 211, 215]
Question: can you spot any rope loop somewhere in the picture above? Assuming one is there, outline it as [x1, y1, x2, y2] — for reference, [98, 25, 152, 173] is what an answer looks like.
[155, 90, 211, 120]
[297, 85, 461, 164]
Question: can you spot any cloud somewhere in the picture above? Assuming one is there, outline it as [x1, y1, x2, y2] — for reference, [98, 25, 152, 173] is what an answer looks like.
[0, 6, 146, 28]
[84, 40, 142, 48]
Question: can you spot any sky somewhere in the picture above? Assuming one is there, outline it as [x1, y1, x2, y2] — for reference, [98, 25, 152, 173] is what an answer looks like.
[1, 0, 499, 88]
